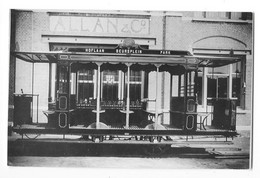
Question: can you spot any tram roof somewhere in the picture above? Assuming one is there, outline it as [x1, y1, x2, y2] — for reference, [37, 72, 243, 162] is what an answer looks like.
[11, 50, 240, 68]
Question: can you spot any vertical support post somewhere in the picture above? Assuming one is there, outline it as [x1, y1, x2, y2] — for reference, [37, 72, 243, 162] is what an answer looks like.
[118, 71, 122, 100]
[202, 67, 208, 108]
[126, 63, 131, 129]
[96, 63, 102, 129]
[93, 70, 97, 98]
[37, 95, 39, 123]
[155, 65, 161, 129]
[76, 70, 78, 100]
[228, 64, 233, 99]
[32, 62, 35, 123]
[216, 77, 219, 99]
[48, 63, 52, 101]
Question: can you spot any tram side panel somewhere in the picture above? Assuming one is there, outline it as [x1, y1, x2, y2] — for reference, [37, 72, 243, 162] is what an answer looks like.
[13, 94, 33, 126]
[185, 96, 197, 131]
[212, 99, 236, 131]
[170, 96, 197, 131]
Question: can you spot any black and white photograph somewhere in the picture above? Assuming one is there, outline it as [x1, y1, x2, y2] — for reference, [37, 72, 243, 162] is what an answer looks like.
[0, 0, 258, 177]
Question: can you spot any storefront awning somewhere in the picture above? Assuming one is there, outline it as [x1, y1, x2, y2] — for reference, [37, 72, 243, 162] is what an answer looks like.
[12, 51, 60, 63]
[194, 55, 241, 67]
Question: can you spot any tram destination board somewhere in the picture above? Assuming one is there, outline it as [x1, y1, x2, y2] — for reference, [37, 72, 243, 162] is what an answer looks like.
[68, 47, 191, 56]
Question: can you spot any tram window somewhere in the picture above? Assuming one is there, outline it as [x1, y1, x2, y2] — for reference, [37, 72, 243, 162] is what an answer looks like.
[102, 70, 119, 101]
[77, 69, 94, 103]
[171, 75, 179, 97]
[58, 66, 68, 94]
[197, 69, 203, 105]
[125, 70, 142, 101]
[179, 74, 185, 97]
[187, 71, 195, 97]
[78, 83, 94, 103]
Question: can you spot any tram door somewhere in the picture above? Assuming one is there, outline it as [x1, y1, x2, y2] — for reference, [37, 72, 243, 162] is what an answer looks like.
[170, 70, 197, 131]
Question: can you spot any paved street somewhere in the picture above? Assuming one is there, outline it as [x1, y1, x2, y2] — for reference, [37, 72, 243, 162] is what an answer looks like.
[8, 156, 249, 169]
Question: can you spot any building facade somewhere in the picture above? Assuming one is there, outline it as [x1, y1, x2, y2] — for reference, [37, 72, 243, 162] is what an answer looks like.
[9, 10, 253, 127]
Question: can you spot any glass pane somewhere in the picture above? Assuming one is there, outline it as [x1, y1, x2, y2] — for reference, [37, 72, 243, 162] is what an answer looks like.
[103, 70, 119, 82]
[125, 70, 142, 101]
[103, 83, 118, 101]
[130, 84, 141, 101]
[197, 76, 202, 105]
[232, 74, 241, 101]
[78, 83, 94, 103]
[77, 69, 94, 103]
[180, 74, 185, 97]
[78, 69, 94, 81]
[102, 70, 119, 101]
[171, 75, 179, 97]
[208, 66, 228, 74]
[58, 66, 68, 94]
[218, 77, 228, 98]
[232, 62, 241, 73]
[130, 70, 141, 82]
[207, 77, 216, 98]
[187, 71, 195, 97]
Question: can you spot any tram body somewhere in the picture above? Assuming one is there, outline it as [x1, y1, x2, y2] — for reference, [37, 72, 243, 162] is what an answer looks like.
[11, 42, 239, 142]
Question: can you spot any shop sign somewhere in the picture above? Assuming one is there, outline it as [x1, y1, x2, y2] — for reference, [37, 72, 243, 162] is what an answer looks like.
[50, 16, 150, 35]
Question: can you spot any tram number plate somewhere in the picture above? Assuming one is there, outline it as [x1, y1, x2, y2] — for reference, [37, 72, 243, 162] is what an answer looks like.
[124, 133, 129, 136]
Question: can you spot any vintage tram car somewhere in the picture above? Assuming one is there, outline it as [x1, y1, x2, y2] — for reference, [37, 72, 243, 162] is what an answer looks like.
[11, 40, 239, 143]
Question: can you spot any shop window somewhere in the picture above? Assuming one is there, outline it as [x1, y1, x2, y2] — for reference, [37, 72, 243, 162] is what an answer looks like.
[203, 61, 242, 105]
[232, 61, 242, 105]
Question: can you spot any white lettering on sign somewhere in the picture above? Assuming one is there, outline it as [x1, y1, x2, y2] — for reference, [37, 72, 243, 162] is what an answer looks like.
[116, 49, 142, 54]
[50, 16, 150, 35]
[160, 50, 171, 55]
[85, 48, 105, 53]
